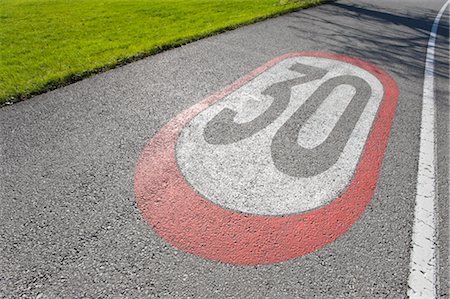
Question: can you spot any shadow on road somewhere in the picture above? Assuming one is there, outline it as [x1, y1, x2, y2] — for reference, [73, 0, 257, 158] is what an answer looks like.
[287, 1, 449, 81]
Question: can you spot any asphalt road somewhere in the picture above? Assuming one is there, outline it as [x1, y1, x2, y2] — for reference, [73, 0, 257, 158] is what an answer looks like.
[1, 0, 449, 297]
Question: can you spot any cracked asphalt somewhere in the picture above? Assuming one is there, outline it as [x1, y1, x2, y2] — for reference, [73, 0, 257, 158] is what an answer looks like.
[1, 0, 449, 297]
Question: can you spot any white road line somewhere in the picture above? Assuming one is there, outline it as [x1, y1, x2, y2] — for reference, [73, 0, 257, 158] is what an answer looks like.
[408, 1, 450, 298]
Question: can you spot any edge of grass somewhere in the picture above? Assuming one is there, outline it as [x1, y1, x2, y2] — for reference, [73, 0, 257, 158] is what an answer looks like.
[1, 0, 322, 107]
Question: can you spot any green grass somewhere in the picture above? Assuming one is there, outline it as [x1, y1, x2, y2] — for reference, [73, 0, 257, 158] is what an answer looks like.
[0, 0, 320, 104]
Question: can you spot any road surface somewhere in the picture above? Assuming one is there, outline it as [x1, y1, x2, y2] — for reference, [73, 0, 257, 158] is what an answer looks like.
[1, 0, 449, 297]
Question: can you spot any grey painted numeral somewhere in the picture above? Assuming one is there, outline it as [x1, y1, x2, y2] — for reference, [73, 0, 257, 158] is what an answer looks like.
[271, 75, 371, 177]
[203, 63, 372, 178]
[203, 63, 327, 144]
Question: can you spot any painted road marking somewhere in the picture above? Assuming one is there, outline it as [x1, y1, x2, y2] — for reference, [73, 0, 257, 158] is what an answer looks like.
[408, 1, 450, 298]
[135, 52, 399, 265]
[177, 57, 383, 215]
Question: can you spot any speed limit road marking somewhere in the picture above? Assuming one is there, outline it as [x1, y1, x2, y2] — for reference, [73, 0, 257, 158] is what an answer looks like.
[178, 56, 383, 215]
[134, 52, 399, 265]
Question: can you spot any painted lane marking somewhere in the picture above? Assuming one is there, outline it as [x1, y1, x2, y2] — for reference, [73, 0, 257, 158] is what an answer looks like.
[408, 1, 450, 298]
[177, 57, 383, 215]
[135, 52, 399, 265]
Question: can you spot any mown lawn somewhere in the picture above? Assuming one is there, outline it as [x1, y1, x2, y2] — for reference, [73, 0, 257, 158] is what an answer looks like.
[0, 0, 320, 104]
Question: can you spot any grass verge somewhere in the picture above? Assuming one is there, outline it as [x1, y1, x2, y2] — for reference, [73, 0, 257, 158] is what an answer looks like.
[0, 0, 321, 105]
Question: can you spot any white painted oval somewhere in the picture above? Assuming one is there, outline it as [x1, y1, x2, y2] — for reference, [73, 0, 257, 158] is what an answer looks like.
[176, 56, 384, 216]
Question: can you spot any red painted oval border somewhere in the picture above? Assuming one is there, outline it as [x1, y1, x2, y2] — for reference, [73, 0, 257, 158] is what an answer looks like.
[134, 52, 399, 265]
